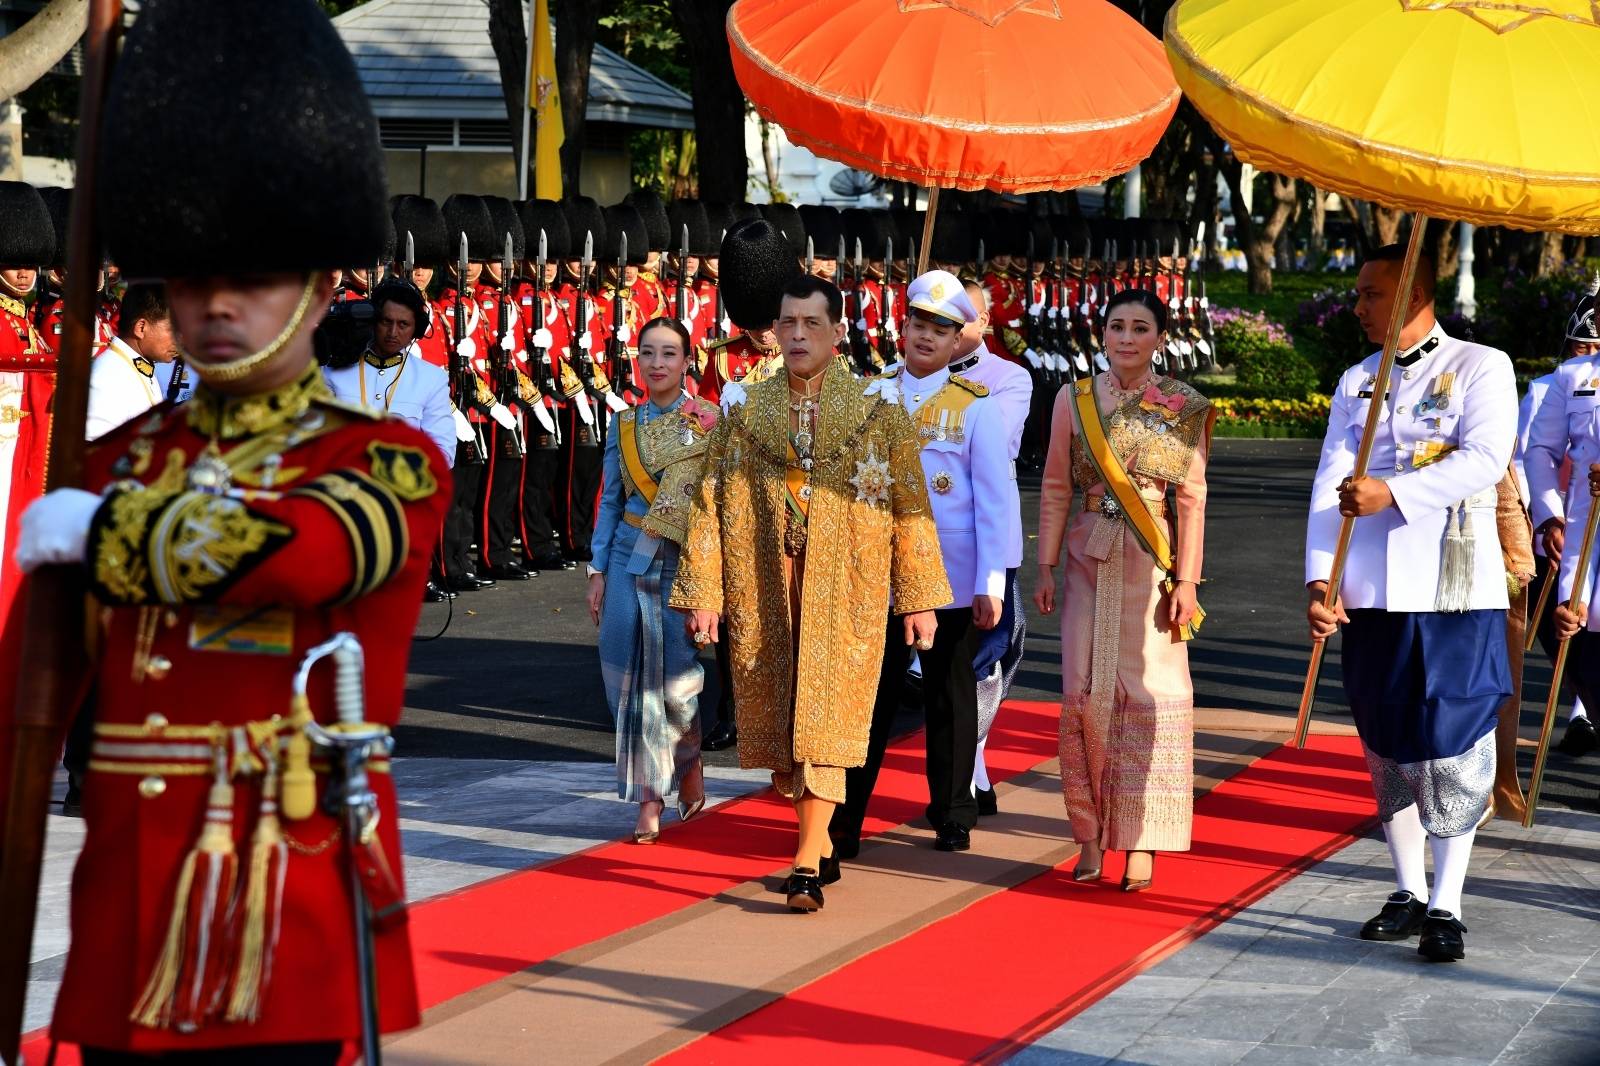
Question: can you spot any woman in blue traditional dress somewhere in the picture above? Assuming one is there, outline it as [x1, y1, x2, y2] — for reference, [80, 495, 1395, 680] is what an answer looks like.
[587, 318, 718, 841]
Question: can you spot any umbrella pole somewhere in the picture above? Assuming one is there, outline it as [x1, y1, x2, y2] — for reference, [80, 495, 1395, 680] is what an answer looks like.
[1523, 478, 1600, 827]
[1524, 560, 1556, 653]
[917, 186, 940, 275]
[1291, 216, 1429, 748]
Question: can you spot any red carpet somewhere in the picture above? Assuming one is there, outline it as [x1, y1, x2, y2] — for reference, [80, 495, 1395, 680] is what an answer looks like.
[658, 734, 1374, 1065]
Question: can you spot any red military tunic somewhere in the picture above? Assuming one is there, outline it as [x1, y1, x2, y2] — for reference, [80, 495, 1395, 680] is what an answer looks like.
[47, 362, 448, 1052]
[0, 291, 56, 625]
[983, 269, 1028, 362]
[38, 290, 119, 355]
[633, 269, 668, 323]
[594, 281, 652, 406]
[431, 286, 495, 421]
[696, 333, 780, 405]
[414, 301, 451, 370]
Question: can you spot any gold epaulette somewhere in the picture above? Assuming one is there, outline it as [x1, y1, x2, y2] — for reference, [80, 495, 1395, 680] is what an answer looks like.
[950, 373, 988, 397]
[876, 364, 902, 379]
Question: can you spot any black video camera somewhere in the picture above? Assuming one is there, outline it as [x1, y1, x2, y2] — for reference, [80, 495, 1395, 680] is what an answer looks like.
[314, 296, 375, 369]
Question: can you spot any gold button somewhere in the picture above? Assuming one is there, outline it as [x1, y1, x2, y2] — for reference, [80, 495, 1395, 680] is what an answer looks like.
[144, 656, 172, 681]
[138, 775, 167, 799]
[143, 711, 169, 730]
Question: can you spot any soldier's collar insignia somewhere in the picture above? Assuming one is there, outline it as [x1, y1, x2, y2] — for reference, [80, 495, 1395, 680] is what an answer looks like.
[364, 348, 405, 371]
[0, 292, 24, 317]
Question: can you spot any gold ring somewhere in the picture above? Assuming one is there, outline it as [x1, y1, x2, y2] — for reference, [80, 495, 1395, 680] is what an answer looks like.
[693, 631, 712, 646]
[915, 639, 933, 651]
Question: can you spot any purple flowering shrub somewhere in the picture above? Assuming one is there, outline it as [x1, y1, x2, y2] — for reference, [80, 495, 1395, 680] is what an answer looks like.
[1211, 306, 1316, 399]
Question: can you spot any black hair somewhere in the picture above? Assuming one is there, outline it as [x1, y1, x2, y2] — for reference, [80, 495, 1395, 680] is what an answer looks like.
[1105, 287, 1168, 333]
[371, 277, 430, 338]
[778, 274, 843, 323]
[1364, 242, 1437, 300]
[638, 315, 693, 356]
[117, 282, 168, 336]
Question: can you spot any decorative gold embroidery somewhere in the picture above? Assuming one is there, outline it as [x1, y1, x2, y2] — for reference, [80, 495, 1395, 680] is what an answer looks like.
[148, 493, 291, 602]
[366, 441, 438, 501]
[1071, 376, 1210, 488]
[185, 362, 331, 441]
[93, 450, 189, 603]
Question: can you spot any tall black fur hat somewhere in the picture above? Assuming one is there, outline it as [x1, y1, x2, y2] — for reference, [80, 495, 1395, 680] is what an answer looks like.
[796, 204, 843, 259]
[732, 202, 763, 224]
[842, 208, 896, 259]
[442, 195, 496, 262]
[0, 183, 54, 268]
[625, 189, 671, 251]
[482, 195, 527, 263]
[982, 210, 1026, 258]
[391, 195, 449, 265]
[602, 204, 649, 266]
[720, 218, 802, 331]
[519, 199, 571, 261]
[562, 196, 607, 257]
[667, 200, 713, 258]
[760, 202, 807, 260]
[99, 0, 387, 277]
[701, 202, 736, 249]
[930, 209, 975, 264]
[36, 186, 71, 269]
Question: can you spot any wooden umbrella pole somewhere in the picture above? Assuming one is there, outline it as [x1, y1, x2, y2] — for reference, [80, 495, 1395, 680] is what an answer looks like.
[916, 186, 940, 275]
[1522, 479, 1600, 828]
[0, 3, 122, 1061]
[1291, 216, 1429, 749]
[1524, 562, 1556, 653]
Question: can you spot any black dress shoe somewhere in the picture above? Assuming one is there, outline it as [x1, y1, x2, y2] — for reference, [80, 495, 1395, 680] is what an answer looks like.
[1418, 910, 1467, 962]
[976, 787, 998, 817]
[530, 551, 576, 571]
[786, 868, 824, 912]
[1360, 891, 1429, 941]
[446, 574, 495, 592]
[820, 853, 842, 885]
[486, 563, 535, 581]
[1557, 716, 1597, 757]
[934, 822, 971, 852]
[702, 720, 737, 751]
[423, 581, 456, 603]
[62, 780, 82, 818]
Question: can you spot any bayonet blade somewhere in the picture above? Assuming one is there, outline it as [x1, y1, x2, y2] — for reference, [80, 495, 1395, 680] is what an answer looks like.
[582, 231, 593, 272]
[805, 235, 814, 274]
[458, 232, 469, 278]
[618, 230, 627, 270]
[836, 235, 845, 268]
[538, 229, 547, 270]
[854, 238, 863, 272]
[679, 224, 689, 261]
[502, 232, 514, 279]
[404, 231, 414, 276]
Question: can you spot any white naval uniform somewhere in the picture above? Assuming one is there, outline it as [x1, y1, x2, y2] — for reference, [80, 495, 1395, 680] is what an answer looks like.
[892, 364, 1018, 608]
[1525, 351, 1600, 631]
[1306, 324, 1518, 611]
[86, 337, 164, 440]
[323, 345, 457, 468]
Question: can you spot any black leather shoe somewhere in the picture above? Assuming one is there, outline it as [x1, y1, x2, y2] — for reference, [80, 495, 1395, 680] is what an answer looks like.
[1557, 716, 1597, 757]
[702, 720, 737, 751]
[1360, 891, 1429, 941]
[531, 550, 576, 571]
[1418, 910, 1467, 962]
[62, 779, 82, 818]
[976, 787, 998, 817]
[423, 581, 455, 603]
[787, 868, 824, 912]
[486, 563, 535, 581]
[934, 822, 971, 852]
[820, 853, 842, 885]
[446, 574, 495, 592]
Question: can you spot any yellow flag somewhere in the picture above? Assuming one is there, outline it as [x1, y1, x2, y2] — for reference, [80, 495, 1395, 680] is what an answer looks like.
[530, 0, 564, 199]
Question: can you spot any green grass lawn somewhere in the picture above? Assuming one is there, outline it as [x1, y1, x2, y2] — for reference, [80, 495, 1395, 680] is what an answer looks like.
[1201, 270, 1355, 325]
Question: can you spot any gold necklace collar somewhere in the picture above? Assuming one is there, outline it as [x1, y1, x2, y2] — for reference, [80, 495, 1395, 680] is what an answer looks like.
[186, 360, 330, 441]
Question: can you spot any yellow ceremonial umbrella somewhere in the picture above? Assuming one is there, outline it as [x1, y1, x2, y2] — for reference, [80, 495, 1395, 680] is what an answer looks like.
[1165, 0, 1600, 826]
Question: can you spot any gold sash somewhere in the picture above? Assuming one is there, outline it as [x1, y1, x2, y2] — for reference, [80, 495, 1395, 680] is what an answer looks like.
[1071, 378, 1204, 640]
[618, 414, 659, 507]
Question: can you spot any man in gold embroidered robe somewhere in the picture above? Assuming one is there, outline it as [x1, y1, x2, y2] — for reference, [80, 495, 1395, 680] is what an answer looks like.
[670, 275, 950, 910]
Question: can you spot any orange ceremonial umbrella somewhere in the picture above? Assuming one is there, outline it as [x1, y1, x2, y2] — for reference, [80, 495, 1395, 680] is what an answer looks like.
[727, 0, 1179, 265]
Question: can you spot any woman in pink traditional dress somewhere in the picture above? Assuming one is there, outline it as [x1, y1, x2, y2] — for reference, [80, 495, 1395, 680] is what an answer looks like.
[1033, 288, 1213, 892]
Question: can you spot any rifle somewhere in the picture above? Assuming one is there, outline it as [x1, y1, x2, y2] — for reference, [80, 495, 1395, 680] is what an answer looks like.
[492, 232, 526, 457]
[570, 231, 603, 398]
[1039, 239, 1060, 389]
[674, 224, 689, 324]
[1093, 240, 1114, 372]
[452, 233, 485, 464]
[849, 237, 877, 374]
[711, 229, 727, 343]
[1195, 231, 1217, 369]
[610, 232, 641, 401]
[1021, 230, 1046, 387]
[531, 230, 562, 408]
[881, 235, 898, 360]
[1, 3, 121, 1060]
[1165, 239, 1188, 375]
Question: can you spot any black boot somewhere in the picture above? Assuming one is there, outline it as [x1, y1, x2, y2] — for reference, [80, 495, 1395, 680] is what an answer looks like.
[1557, 717, 1597, 757]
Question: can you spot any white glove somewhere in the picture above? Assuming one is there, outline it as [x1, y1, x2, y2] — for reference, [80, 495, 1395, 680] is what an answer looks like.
[617, 325, 632, 344]
[577, 332, 593, 350]
[489, 403, 517, 430]
[855, 317, 869, 331]
[1046, 307, 1059, 320]
[575, 393, 597, 427]
[1028, 302, 1044, 317]
[680, 317, 697, 335]
[1023, 348, 1043, 370]
[604, 391, 630, 414]
[15, 488, 101, 574]
[529, 402, 556, 436]
[456, 337, 476, 359]
[473, 358, 488, 372]
[532, 327, 554, 349]
[453, 408, 475, 442]
[499, 330, 516, 352]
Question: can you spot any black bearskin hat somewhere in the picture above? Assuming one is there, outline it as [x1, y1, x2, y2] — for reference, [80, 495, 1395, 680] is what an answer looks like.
[625, 189, 671, 252]
[667, 200, 713, 258]
[442, 194, 496, 262]
[391, 195, 449, 265]
[720, 218, 802, 331]
[930, 209, 975, 264]
[100, 0, 387, 276]
[0, 183, 55, 268]
[602, 204, 649, 266]
[519, 199, 571, 261]
[482, 195, 527, 263]
[562, 196, 606, 258]
[796, 204, 843, 259]
[759, 202, 807, 260]
[701, 202, 736, 250]
[36, 186, 71, 270]
[732, 202, 763, 224]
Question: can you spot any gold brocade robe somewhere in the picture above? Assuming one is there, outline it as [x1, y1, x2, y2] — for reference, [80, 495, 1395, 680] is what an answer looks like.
[668, 363, 951, 777]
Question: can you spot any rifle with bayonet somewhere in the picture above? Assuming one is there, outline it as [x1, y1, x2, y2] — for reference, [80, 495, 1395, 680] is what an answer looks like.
[609, 232, 641, 401]
[880, 235, 898, 362]
[805, 235, 814, 278]
[1164, 239, 1188, 376]
[529, 230, 562, 407]
[1195, 231, 1217, 369]
[452, 233, 486, 465]
[1093, 240, 1115, 372]
[1021, 231, 1047, 387]
[1039, 240, 1061, 389]
[849, 237, 879, 373]
[492, 232, 527, 456]
[674, 224, 689, 324]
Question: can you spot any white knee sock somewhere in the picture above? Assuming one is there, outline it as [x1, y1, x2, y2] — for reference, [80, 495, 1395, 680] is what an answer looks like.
[1428, 829, 1475, 917]
[972, 734, 992, 792]
[1570, 697, 1588, 723]
[1382, 805, 1429, 899]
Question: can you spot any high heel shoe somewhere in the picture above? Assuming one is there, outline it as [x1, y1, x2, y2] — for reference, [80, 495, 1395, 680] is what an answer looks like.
[1072, 845, 1103, 883]
[1121, 853, 1154, 893]
[633, 801, 663, 844]
[677, 793, 706, 822]
[786, 867, 825, 912]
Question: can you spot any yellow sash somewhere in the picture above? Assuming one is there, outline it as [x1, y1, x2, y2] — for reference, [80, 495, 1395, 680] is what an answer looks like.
[785, 438, 809, 523]
[618, 415, 659, 506]
[1071, 378, 1205, 640]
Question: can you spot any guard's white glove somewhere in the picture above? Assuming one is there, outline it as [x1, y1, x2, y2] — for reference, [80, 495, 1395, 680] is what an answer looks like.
[616, 325, 632, 344]
[604, 391, 630, 414]
[489, 403, 517, 430]
[1023, 348, 1043, 370]
[680, 317, 697, 335]
[1028, 302, 1044, 317]
[577, 331, 593, 350]
[1046, 307, 1059, 320]
[456, 337, 476, 359]
[453, 408, 475, 442]
[532, 327, 554, 349]
[499, 330, 516, 352]
[15, 488, 101, 574]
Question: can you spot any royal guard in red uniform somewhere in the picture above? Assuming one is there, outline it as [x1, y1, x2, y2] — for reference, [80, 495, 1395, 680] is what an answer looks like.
[33, 185, 118, 358]
[0, 182, 57, 627]
[553, 195, 610, 561]
[434, 194, 501, 592]
[626, 189, 671, 323]
[662, 199, 715, 370]
[391, 194, 452, 370]
[512, 198, 578, 572]
[595, 203, 652, 409]
[9, 3, 447, 1059]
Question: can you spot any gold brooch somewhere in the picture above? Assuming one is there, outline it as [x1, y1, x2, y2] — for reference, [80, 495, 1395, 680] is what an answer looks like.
[848, 447, 895, 507]
[931, 471, 954, 494]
